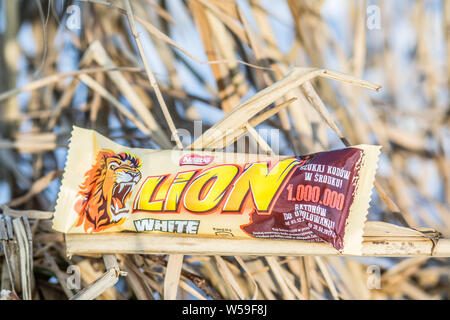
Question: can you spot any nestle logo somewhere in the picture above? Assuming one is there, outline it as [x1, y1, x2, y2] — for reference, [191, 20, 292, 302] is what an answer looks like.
[179, 154, 214, 166]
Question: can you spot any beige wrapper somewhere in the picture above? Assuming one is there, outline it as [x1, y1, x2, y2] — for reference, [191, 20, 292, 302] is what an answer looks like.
[53, 126, 380, 254]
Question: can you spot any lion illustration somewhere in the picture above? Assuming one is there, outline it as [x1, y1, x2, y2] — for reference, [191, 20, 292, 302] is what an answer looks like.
[74, 150, 142, 232]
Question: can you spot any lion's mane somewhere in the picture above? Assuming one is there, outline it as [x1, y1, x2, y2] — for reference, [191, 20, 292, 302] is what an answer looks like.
[74, 150, 140, 232]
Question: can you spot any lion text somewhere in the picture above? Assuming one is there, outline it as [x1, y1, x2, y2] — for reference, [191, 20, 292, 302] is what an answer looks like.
[132, 158, 307, 215]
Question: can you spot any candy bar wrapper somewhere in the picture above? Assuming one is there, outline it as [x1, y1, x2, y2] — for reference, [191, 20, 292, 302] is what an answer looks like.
[53, 126, 380, 254]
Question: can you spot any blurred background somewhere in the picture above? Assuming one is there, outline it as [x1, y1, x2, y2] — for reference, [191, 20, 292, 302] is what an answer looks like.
[0, 0, 449, 300]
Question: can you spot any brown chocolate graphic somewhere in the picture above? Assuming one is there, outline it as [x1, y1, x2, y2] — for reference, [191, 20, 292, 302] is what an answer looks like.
[241, 148, 363, 251]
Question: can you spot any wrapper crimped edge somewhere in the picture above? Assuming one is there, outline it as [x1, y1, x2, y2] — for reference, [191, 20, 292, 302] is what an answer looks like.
[53, 126, 96, 233]
[53, 126, 157, 233]
[342, 144, 381, 255]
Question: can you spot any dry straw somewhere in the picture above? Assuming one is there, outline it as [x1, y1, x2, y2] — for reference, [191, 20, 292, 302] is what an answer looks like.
[0, 0, 448, 300]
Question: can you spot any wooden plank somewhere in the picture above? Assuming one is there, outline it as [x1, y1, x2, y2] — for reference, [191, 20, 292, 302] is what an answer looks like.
[65, 222, 450, 257]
